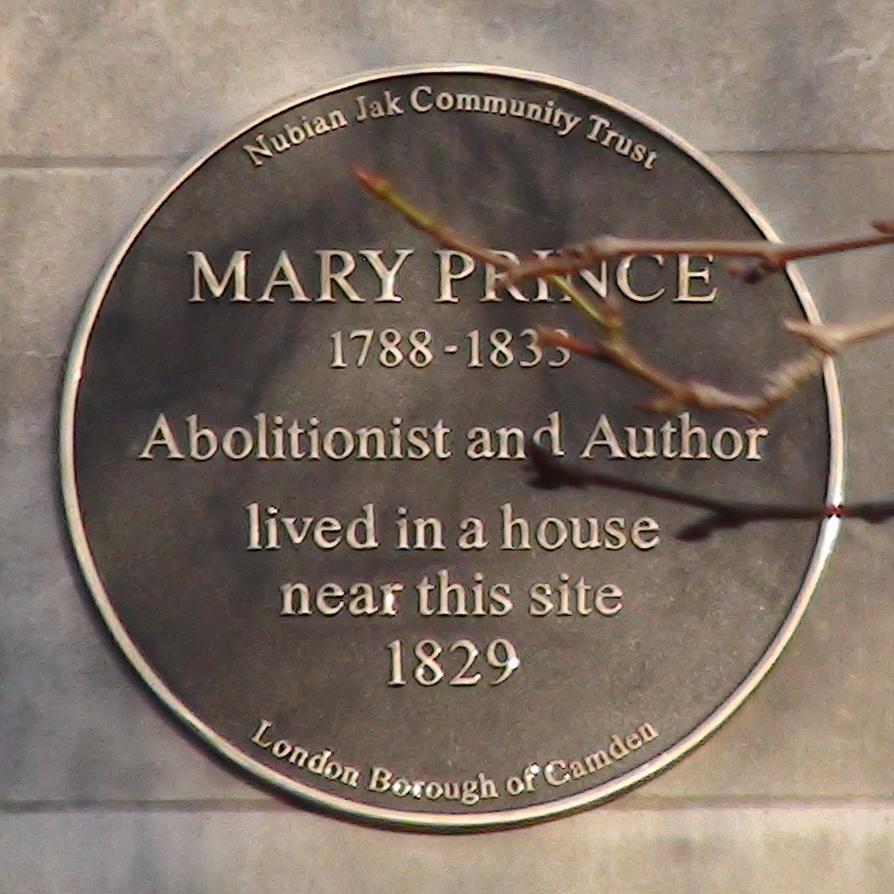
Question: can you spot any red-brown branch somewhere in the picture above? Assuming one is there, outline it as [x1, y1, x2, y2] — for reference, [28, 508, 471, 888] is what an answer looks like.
[353, 167, 894, 421]
[499, 222, 894, 288]
[355, 167, 894, 533]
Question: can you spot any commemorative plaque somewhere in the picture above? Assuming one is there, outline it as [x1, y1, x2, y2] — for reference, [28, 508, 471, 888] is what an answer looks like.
[61, 66, 841, 830]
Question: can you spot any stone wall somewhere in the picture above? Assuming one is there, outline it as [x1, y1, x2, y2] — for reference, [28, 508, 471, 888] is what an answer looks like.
[2, 2, 893, 890]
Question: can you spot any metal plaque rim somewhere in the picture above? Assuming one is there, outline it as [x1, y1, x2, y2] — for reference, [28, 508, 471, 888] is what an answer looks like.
[59, 63, 845, 831]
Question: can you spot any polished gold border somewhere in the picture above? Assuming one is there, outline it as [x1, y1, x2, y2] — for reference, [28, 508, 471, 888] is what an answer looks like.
[59, 64, 844, 832]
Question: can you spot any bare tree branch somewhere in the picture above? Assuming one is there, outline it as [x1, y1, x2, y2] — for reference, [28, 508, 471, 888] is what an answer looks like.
[355, 168, 894, 534]
[499, 221, 894, 288]
[538, 309, 894, 417]
[354, 167, 894, 420]
[353, 166, 622, 330]
[535, 325, 829, 418]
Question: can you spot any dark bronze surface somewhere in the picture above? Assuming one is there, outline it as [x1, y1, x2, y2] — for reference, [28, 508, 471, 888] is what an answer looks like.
[61, 67, 840, 830]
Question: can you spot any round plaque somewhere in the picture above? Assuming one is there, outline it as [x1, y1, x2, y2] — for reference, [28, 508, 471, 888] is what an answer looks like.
[61, 66, 842, 830]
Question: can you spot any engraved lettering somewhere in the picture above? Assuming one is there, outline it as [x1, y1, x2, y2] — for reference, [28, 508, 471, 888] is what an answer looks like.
[500, 503, 660, 553]
[676, 254, 719, 303]
[616, 254, 666, 302]
[435, 250, 474, 302]
[138, 414, 453, 462]
[528, 578, 624, 617]
[368, 765, 499, 805]
[259, 250, 310, 302]
[250, 719, 359, 788]
[138, 413, 186, 460]
[317, 249, 361, 302]
[355, 89, 404, 121]
[546, 723, 660, 785]
[279, 579, 403, 617]
[242, 111, 349, 167]
[586, 115, 658, 169]
[360, 249, 414, 302]
[188, 250, 250, 302]
[579, 413, 769, 461]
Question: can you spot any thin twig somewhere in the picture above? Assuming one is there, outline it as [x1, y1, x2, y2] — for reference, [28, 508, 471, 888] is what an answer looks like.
[525, 441, 894, 541]
[536, 325, 829, 417]
[353, 166, 621, 329]
[499, 221, 894, 288]
[537, 310, 894, 418]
